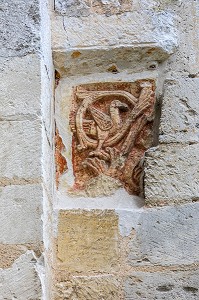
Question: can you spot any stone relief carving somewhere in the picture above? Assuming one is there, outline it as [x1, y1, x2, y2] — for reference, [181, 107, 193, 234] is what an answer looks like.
[69, 81, 155, 196]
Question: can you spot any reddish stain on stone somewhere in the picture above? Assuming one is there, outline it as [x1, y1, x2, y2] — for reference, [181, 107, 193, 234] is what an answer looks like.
[55, 127, 68, 188]
[55, 70, 60, 88]
[71, 51, 81, 58]
[146, 48, 156, 55]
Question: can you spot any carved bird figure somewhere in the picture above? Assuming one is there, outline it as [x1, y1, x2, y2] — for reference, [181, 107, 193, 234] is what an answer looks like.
[88, 100, 129, 157]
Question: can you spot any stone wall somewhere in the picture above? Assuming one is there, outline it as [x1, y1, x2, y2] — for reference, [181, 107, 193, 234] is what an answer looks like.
[0, 0, 199, 299]
[0, 0, 43, 299]
[50, 0, 199, 299]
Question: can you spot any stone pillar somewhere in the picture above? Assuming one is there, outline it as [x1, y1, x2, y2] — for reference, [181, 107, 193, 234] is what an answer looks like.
[49, 0, 199, 299]
[0, 0, 43, 298]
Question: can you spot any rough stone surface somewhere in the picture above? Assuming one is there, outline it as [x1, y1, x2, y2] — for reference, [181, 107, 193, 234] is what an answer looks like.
[129, 203, 199, 266]
[164, 1, 199, 79]
[0, 0, 44, 299]
[55, 0, 133, 17]
[125, 268, 199, 300]
[0, 244, 26, 269]
[144, 144, 199, 204]
[57, 210, 119, 273]
[54, 276, 121, 299]
[0, 251, 42, 299]
[52, 10, 177, 54]
[53, 46, 165, 79]
[159, 79, 199, 144]
[0, 120, 42, 181]
[0, 0, 40, 57]
[0, 184, 42, 244]
[0, 55, 41, 120]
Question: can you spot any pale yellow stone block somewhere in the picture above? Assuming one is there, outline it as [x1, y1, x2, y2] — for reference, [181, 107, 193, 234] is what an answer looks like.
[57, 210, 119, 273]
[54, 276, 121, 300]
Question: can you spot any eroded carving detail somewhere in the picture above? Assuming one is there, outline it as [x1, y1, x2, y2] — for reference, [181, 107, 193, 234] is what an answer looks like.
[69, 81, 155, 196]
[55, 127, 68, 188]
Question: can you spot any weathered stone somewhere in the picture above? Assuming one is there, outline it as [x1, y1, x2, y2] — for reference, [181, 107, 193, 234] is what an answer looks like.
[91, 0, 132, 15]
[55, 0, 91, 17]
[52, 11, 177, 55]
[54, 276, 121, 300]
[144, 144, 199, 204]
[125, 268, 199, 300]
[164, 1, 199, 79]
[57, 210, 119, 273]
[0, 0, 40, 57]
[0, 251, 42, 299]
[68, 81, 155, 196]
[0, 244, 26, 269]
[0, 55, 41, 119]
[129, 203, 199, 266]
[159, 79, 199, 144]
[55, 0, 133, 16]
[0, 184, 42, 244]
[55, 128, 68, 188]
[0, 120, 41, 180]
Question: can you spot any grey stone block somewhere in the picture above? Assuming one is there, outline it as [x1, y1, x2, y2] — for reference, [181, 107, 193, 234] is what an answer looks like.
[55, 0, 91, 17]
[159, 79, 199, 144]
[0, 251, 42, 300]
[0, 120, 42, 180]
[0, 55, 41, 119]
[125, 268, 199, 300]
[0, 184, 42, 244]
[144, 144, 199, 204]
[0, 0, 40, 57]
[129, 203, 199, 266]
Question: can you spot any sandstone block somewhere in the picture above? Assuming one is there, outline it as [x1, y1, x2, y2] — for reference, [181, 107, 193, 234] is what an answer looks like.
[54, 276, 121, 300]
[129, 203, 199, 266]
[0, 244, 26, 269]
[125, 268, 199, 300]
[57, 210, 119, 273]
[0, 0, 40, 57]
[159, 79, 199, 144]
[0, 184, 42, 244]
[0, 251, 42, 299]
[0, 120, 42, 180]
[0, 55, 41, 119]
[144, 144, 199, 204]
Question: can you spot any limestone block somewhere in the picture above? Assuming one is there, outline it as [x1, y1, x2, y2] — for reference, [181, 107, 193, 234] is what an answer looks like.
[159, 79, 199, 144]
[57, 210, 119, 273]
[163, 1, 199, 78]
[0, 120, 42, 180]
[144, 144, 199, 204]
[0, 184, 42, 244]
[125, 268, 199, 299]
[0, 0, 40, 57]
[0, 251, 42, 299]
[129, 203, 199, 266]
[55, 0, 133, 17]
[0, 55, 41, 119]
[54, 276, 121, 300]
[52, 10, 177, 56]
[52, 2, 177, 76]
